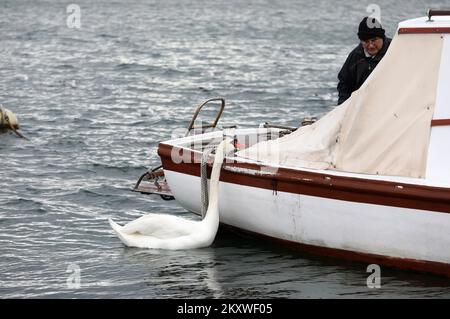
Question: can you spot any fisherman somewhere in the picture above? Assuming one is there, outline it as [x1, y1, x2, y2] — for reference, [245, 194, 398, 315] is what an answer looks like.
[337, 17, 391, 105]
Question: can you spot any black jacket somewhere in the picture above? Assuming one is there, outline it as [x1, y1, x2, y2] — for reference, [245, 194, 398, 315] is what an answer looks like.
[337, 37, 391, 105]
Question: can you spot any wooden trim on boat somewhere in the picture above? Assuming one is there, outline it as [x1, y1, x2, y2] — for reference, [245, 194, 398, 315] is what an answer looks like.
[221, 223, 450, 278]
[398, 27, 450, 34]
[158, 143, 450, 214]
[431, 119, 450, 126]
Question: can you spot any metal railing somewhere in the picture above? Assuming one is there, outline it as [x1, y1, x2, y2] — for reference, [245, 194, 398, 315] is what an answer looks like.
[185, 98, 225, 136]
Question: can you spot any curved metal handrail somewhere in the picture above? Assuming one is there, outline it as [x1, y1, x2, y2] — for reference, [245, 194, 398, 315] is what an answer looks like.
[185, 98, 225, 136]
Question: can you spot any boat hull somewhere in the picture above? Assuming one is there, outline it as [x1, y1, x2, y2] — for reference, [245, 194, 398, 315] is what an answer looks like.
[158, 140, 450, 277]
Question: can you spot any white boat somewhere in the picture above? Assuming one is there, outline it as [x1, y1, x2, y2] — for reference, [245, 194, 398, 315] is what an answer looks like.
[135, 11, 450, 277]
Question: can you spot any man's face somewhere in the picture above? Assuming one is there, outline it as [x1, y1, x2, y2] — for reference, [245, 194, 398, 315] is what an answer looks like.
[361, 37, 384, 56]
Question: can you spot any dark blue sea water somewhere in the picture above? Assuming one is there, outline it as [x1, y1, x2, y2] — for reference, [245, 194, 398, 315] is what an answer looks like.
[1, 0, 449, 298]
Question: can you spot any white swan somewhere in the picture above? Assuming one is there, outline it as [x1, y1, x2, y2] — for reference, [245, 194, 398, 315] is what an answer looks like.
[108, 138, 235, 250]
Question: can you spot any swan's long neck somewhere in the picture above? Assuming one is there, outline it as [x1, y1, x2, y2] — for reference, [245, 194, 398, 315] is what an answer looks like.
[202, 147, 225, 224]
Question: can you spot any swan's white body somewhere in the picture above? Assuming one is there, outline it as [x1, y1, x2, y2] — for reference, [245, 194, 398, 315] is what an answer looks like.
[109, 139, 234, 250]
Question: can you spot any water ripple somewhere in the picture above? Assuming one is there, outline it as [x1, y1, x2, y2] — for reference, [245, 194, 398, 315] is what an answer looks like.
[1, 0, 449, 298]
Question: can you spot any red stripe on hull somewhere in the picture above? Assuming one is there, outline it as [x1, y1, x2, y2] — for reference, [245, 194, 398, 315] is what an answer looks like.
[431, 119, 450, 126]
[158, 143, 450, 214]
[399, 27, 450, 34]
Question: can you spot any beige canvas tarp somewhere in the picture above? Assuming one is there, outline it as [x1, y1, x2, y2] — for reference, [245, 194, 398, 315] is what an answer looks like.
[238, 33, 443, 178]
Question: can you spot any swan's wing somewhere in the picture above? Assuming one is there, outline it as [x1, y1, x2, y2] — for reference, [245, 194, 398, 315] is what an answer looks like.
[109, 218, 139, 247]
[109, 218, 160, 248]
[120, 214, 199, 238]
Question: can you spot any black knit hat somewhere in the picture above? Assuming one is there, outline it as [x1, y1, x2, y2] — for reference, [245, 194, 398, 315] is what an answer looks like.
[358, 17, 385, 40]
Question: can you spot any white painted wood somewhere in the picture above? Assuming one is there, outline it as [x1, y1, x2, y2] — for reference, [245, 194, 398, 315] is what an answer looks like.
[432, 35, 450, 119]
[164, 170, 450, 264]
[298, 195, 450, 264]
[398, 16, 450, 29]
[426, 35, 450, 182]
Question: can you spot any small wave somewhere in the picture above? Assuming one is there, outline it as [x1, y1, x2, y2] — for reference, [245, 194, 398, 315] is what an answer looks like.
[16, 27, 57, 40]
[117, 57, 154, 67]
[13, 74, 29, 81]
[0, 197, 43, 210]
[115, 62, 157, 72]
[97, 33, 118, 39]
[115, 57, 183, 76]
[55, 64, 77, 70]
